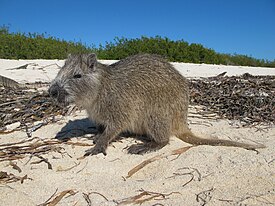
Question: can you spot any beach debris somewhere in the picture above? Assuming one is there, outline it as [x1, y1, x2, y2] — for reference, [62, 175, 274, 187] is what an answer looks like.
[170, 146, 193, 156]
[82, 191, 109, 206]
[190, 73, 275, 126]
[0, 84, 68, 132]
[167, 167, 202, 187]
[126, 155, 163, 178]
[0, 74, 274, 134]
[0, 74, 50, 89]
[30, 154, 53, 170]
[56, 162, 80, 172]
[196, 187, 215, 206]
[9, 161, 22, 173]
[0, 137, 93, 163]
[0, 75, 20, 88]
[38, 189, 77, 206]
[7, 63, 38, 70]
[126, 146, 193, 178]
[235, 190, 275, 205]
[116, 189, 180, 205]
[7, 63, 61, 71]
[82, 193, 92, 206]
[0, 171, 31, 184]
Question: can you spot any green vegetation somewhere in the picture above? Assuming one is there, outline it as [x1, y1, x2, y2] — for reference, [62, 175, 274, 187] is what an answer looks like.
[0, 26, 92, 59]
[97, 36, 275, 67]
[0, 26, 274, 67]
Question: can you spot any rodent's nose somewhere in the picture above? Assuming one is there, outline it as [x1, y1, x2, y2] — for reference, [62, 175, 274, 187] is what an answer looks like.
[48, 86, 59, 99]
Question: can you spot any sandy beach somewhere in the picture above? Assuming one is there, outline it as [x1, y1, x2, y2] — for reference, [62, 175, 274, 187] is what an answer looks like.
[0, 59, 274, 206]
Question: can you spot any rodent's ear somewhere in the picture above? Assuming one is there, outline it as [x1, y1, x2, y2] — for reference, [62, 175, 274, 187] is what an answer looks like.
[87, 53, 97, 70]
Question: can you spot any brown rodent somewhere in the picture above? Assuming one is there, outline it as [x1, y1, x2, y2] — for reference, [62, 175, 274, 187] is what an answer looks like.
[49, 53, 265, 155]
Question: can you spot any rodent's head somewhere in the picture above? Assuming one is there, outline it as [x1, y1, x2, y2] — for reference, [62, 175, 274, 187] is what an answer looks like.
[48, 53, 99, 106]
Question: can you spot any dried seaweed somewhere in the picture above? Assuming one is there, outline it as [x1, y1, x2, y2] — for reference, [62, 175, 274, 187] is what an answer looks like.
[196, 187, 215, 206]
[30, 155, 53, 170]
[82, 191, 109, 205]
[126, 146, 192, 178]
[190, 74, 275, 126]
[1, 73, 274, 133]
[9, 161, 22, 173]
[0, 171, 31, 184]
[0, 137, 93, 163]
[0, 84, 68, 132]
[116, 189, 180, 205]
[83, 193, 92, 206]
[38, 189, 77, 206]
[126, 155, 163, 178]
[56, 162, 80, 172]
[167, 167, 202, 187]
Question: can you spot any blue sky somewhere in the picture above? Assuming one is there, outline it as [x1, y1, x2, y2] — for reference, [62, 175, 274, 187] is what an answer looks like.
[1, 0, 275, 60]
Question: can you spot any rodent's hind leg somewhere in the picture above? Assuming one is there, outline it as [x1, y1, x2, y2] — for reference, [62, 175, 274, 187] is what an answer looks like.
[127, 141, 168, 154]
[128, 118, 170, 155]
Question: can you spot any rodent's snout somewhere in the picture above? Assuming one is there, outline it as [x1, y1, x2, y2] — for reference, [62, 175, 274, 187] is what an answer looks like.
[48, 83, 70, 105]
[48, 84, 59, 99]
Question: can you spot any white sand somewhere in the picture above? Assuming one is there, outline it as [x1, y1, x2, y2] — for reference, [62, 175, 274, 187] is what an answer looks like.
[1, 59, 275, 83]
[0, 59, 274, 205]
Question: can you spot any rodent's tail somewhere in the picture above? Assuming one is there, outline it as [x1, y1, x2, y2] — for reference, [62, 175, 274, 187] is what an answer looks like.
[177, 130, 266, 150]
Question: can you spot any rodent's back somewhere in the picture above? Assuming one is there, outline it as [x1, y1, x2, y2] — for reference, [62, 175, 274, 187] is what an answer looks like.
[107, 54, 189, 101]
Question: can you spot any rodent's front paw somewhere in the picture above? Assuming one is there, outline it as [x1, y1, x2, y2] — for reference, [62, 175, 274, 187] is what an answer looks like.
[84, 145, 107, 156]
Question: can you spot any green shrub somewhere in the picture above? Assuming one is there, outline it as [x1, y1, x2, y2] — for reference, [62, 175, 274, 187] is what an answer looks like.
[0, 26, 274, 67]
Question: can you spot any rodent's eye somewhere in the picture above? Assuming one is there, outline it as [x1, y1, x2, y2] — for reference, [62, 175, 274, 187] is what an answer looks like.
[73, 74, 82, 79]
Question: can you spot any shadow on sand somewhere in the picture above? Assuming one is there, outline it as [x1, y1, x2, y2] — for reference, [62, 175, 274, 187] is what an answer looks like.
[55, 118, 97, 140]
[55, 118, 150, 144]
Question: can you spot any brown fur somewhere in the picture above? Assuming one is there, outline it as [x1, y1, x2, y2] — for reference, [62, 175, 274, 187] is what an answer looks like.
[49, 53, 265, 155]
